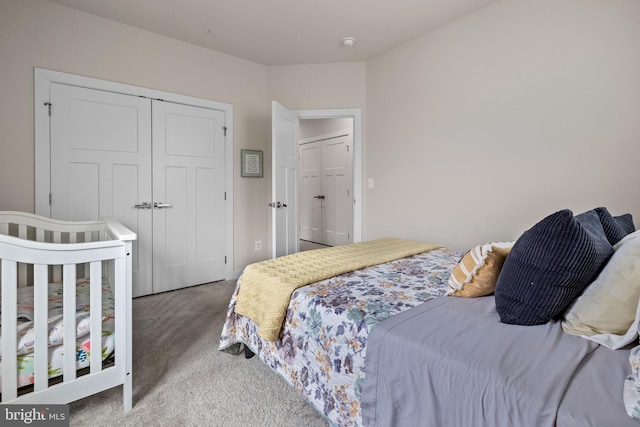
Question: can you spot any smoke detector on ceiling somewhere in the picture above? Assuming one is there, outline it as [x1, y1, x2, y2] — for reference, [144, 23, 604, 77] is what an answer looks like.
[341, 37, 356, 47]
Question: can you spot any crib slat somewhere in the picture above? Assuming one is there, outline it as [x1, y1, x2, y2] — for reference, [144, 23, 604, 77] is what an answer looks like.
[89, 261, 103, 374]
[1, 260, 19, 402]
[36, 227, 45, 243]
[63, 264, 77, 382]
[0, 223, 7, 236]
[18, 224, 27, 239]
[114, 257, 125, 377]
[33, 264, 49, 392]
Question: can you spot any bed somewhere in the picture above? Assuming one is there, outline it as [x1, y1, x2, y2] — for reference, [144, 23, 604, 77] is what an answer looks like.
[0, 211, 135, 410]
[220, 208, 640, 426]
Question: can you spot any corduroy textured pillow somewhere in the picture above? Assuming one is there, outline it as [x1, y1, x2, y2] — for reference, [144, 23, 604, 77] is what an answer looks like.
[594, 207, 629, 245]
[615, 213, 636, 235]
[494, 209, 613, 326]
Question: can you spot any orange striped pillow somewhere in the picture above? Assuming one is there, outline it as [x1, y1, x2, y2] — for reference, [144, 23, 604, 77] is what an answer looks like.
[448, 242, 513, 297]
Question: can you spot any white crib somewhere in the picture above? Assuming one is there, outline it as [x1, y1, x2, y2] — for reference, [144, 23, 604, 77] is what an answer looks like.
[0, 211, 135, 410]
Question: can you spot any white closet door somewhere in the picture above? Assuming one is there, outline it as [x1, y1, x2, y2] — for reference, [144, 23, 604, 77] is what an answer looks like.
[50, 83, 153, 297]
[299, 141, 322, 243]
[152, 101, 227, 293]
[322, 135, 353, 246]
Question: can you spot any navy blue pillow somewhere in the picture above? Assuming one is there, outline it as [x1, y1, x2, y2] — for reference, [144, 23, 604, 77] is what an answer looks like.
[615, 213, 636, 235]
[593, 207, 629, 245]
[495, 209, 613, 326]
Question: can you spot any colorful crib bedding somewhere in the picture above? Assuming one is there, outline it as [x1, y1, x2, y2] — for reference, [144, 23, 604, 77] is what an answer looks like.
[219, 247, 463, 426]
[0, 278, 116, 391]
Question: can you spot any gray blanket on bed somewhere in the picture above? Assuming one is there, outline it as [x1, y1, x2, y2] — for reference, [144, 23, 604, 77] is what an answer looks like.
[361, 296, 601, 427]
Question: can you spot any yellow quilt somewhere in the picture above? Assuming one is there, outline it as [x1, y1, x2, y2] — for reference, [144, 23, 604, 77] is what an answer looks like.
[234, 238, 442, 342]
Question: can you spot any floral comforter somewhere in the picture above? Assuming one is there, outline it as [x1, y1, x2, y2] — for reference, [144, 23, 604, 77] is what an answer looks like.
[219, 247, 463, 426]
[0, 278, 116, 391]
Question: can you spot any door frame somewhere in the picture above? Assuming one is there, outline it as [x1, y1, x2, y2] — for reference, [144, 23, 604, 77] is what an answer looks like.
[294, 108, 362, 243]
[34, 67, 235, 280]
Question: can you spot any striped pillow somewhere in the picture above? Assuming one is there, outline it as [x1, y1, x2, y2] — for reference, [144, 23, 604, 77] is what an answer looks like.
[448, 242, 513, 297]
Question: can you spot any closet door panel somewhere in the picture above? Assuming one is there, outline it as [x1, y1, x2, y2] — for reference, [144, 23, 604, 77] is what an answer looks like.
[299, 142, 322, 243]
[152, 101, 226, 293]
[322, 136, 353, 247]
[164, 166, 188, 267]
[50, 83, 153, 297]
[196, 167, 217, 263]
[67, 162, 100, 221]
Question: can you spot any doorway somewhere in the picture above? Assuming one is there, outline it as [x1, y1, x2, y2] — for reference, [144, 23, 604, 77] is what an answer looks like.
[271, 103, 362, 258]
[299, 118, 353, 249]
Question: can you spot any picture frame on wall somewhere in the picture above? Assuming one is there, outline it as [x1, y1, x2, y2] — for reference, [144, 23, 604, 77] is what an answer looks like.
[241, 149, 263, 178]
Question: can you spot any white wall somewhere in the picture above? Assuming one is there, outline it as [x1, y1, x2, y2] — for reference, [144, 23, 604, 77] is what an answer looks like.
[0, 0, 269, 271]
[299, 118, 353, 140]
[366, 0, 640, 249]
[268, 63, 367, 111]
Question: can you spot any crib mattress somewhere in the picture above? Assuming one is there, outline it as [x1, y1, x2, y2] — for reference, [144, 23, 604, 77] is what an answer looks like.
[0, 278, 116, 391]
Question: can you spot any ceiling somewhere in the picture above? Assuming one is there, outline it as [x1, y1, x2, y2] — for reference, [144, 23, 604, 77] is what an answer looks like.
[46, 0, 498, 66]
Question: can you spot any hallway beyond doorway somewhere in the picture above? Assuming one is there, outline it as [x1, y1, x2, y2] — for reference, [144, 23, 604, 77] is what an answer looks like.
[299, 239, 331, 252]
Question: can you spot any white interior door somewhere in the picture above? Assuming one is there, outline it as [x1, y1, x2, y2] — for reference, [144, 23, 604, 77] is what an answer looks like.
[271, 101, 299, 258]
[152, 101, 227, 293]
[50, 83, 153, 297]
[322, 135, 353, 246]
[299, 141, 322, 243]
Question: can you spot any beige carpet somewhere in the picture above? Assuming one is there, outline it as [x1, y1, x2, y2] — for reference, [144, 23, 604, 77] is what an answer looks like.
[69, 281, 328, 426]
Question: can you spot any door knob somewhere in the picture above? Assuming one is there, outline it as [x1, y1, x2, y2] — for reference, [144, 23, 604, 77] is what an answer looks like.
[134, 202, 152, 209]
[154, 202, 173, 209]
[268, 202, 287, 208]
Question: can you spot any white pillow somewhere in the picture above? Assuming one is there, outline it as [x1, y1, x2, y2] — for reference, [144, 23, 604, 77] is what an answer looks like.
[562, 230, 640, 349]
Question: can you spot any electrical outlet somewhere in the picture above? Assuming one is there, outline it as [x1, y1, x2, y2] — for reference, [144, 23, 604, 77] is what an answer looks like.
[254, 240, 262, 251]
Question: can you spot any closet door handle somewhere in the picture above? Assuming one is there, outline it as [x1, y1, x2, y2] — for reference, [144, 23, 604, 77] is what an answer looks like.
[314, 195, 325, 199]
[134, 202, 152, 209]
[154, 202, 173, 209]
